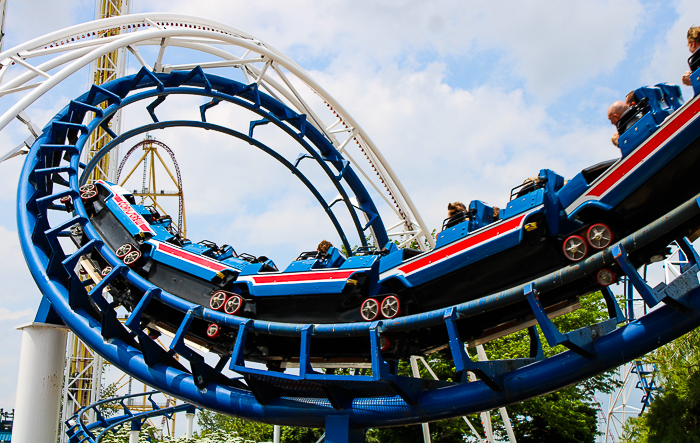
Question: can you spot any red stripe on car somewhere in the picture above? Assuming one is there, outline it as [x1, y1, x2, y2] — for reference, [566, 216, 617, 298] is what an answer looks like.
[588, 96, 700, 198]
[398, 214, 527, 275]
[156, 242, 228, 272]
[251, 270, 355, 284]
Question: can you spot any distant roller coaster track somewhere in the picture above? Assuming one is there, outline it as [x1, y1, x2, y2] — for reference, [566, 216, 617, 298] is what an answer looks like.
[6, 14, 700, 438]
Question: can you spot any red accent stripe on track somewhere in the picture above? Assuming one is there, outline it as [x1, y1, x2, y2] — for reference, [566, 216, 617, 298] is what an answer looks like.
[398, 214, 526, 275]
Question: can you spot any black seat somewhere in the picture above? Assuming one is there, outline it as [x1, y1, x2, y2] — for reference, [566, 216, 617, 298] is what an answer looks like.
[689, 47, 700, 72]
[441, 210, 473, 230]
[616, 97, 648, 135]
[581, 159, 617, 184]
[296, 250, 329, 261]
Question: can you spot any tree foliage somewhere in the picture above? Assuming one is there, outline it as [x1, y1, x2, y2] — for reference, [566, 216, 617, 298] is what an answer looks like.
[476, 291, 620, 442]
[198, 409, 273, 442]
[622, 328, 700, 442]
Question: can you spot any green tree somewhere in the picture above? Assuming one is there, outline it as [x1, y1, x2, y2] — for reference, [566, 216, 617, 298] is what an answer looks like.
[478, 291, 620, 442]
[622, 328, 700, 442]
[99, 424, 159, 443]
[198, 409, 273, 442]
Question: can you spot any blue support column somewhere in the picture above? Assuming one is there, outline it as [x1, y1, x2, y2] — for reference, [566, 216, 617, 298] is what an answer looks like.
[325, 415, 365, 443]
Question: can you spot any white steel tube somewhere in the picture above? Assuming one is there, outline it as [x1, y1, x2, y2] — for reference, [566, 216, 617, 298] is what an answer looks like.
[129, 430, 139, 443]
[273, 425, 281, 443]
[13, 322, 68, 443]
[186, 412, 195, 439]
[409, 357, 432, 443]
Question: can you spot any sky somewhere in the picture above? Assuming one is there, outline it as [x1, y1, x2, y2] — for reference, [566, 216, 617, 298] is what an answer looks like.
[0, 0, 699, 438]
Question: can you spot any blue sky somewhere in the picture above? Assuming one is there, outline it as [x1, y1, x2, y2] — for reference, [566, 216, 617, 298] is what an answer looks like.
[0, 0, 698, 437]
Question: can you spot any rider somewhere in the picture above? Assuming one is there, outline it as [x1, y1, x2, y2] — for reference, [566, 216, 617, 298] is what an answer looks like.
[682, 26, 700, 86]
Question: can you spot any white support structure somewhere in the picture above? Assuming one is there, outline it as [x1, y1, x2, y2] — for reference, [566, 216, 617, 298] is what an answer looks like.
[0, 0, 7, 52]
[13, 322, 68, 443]
[0, 13, 433, 251]
[60, 332, 105, 443]
[603, 245, 688, 441]
[186, 412, 195, 439]
[273, 424, 281, 443]
[409, 352, 516, 443]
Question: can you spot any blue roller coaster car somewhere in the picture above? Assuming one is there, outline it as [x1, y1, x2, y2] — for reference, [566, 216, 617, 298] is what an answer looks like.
[69, 74, 700, 360]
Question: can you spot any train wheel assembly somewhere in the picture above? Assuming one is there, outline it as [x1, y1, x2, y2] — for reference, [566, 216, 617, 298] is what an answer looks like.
[123, 250, 141, 267]
[206, 324, 221, 339]
[587, 223, 613, 250]
[115, 244, 133, 258]
[361, 298, 380, 321]
[596, 268, 616, 286]
[209, 291, 228, 311]
[563, 235, 587, 261]
[224, 294, 244, 315]
[380, 295, 401, 319]
[80, 189, 97, 202]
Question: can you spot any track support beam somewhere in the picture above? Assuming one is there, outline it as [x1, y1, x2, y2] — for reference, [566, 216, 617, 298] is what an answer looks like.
[325, 415, 365, 443]
[613, 243, 694, 312]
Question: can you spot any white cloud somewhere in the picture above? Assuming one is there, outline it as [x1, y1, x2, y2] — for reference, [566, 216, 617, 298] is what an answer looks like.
[3, 0, 93, 48]
[641, 0, 700, 98]
[0, 307, 34, 321]
[138, 0, 643, 101]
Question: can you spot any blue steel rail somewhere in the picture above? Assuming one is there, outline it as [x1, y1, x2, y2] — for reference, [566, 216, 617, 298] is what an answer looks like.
[17, 67, 700, 432]
[64, 391, 196, 443]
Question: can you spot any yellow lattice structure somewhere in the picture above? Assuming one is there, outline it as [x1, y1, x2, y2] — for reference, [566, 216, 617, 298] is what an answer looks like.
[84, 0, 132, 183]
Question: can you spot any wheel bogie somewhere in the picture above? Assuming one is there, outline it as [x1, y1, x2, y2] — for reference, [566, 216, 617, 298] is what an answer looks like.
[123, 249, 142, 267]
[380, 295, 401, 319]
[115, 243, 133, 258]
[587, 223, 613, 250]
[224, 294, 244, 315]
[596, 268, 616, 286]
[361, 298, 380, 321]
[210, 291, 228, 311]
[562, 235, 587, 262]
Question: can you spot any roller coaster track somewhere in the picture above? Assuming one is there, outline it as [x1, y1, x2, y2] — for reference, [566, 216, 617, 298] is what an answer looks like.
[64, 391, 196, 443]
[0, 13, 433, 251]
[8, 15, 700, 439]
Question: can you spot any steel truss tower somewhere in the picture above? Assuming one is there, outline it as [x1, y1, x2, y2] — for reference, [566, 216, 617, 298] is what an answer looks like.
[61, 1, 132, 440]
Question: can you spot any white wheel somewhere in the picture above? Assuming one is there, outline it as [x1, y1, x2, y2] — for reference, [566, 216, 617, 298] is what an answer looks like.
[596, 268, 616, 286]
[380, 295, 401, 319]
[79, 184, 95, 193]
[380, 336, 391, 351]
[210, 292, 228, 311]
[115, 243, 132, 258]
[80, 189, 97, 201]
[123, 250, 141, 267]
[587, 223, 613, 250]
[101, 266, 112, 277]
[563, 235, 587, 262]
[224, 294, 244, 315]
[206, 323, 221, 338]
[361, 298, 380, 321]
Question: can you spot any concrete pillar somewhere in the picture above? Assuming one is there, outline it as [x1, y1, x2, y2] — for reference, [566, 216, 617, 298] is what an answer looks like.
[185, 412, 195, 439]
[273, 425, 281, 443]
[129, 420, 141, 443]
[13, 322, 68, 443]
